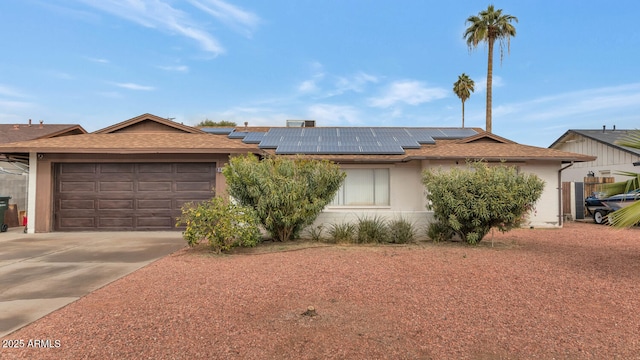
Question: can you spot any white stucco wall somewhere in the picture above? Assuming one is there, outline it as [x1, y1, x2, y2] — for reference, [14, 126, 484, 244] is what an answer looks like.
[520, 161, 561, 227]
[311, 161, 433, 233]
[308, 158, 563, 236]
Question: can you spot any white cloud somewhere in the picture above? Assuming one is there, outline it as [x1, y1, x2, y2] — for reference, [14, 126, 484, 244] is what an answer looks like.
[296, 62, 377, 98]
[298, 80, 318, 93]
[369, 80, 448, 108]
[494, 83, 640, 124]
[187, 0, 260, 37]
[157, 65, 189, 73]
[473, 75, 503, 94]
[0, 85, 27, 98]
[306, 104, 362, 125]
[113, 82, 156, 91]
[86, 57, 109, 64]
[80, 0, 226, 54]
[328, 72, 378, 96]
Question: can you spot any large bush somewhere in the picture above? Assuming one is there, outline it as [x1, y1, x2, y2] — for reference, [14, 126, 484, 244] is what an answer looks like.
[223, 154, 345, 241]
[177, 197, 261, 253]
[422, 161, 545, 244]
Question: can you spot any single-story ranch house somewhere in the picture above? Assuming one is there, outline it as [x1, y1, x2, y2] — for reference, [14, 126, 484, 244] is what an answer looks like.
[0, 113, 595, 233]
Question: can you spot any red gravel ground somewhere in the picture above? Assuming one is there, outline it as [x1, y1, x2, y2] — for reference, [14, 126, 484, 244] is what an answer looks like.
[2, 222, 640, 359]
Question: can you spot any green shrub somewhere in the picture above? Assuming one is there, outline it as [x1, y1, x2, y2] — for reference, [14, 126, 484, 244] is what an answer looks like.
[223, 154, 345, 241]
[387, 217, 416, 244]
[426, 221, 454, 242]
[422, 161, 544, 244]
[328, 223, 356, 243]
[177, 197, 261, 253]
[356, 216, 389, 244]
[304, 225, 325, 242]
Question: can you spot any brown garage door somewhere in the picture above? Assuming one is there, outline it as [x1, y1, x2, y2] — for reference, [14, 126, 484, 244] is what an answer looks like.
[53, 162, 216, 231]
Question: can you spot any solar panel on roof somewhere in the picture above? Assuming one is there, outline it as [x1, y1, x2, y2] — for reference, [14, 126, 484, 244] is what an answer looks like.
[242, 132, 266, 144]
[228, 131, 248, 139]
[256, 126, 476, 154]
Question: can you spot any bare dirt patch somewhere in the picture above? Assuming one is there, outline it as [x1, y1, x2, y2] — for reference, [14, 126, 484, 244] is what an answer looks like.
[2, 222, 640, 359]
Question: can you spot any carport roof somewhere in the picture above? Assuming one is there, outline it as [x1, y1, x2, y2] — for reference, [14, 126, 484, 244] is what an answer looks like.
[0, 133, 261, 154]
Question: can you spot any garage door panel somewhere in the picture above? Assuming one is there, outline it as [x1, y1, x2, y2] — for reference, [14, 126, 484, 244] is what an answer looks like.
[100, 181, 134, 192]
[60, 181, 97, 192]
[176, 181, 213, 192]
[59, 163, 97, 174]
[97, 199, 134, 210]
[60, 199, 95, 210]
[98, 217, 134, 228]
[137, 199, 172, 209]
[60, 217, 95, 228]
[138, 163, 172, 173]
[136, 216, 174, 228]
[54, 162, 215, 231]
[138, 181, 172, 191]
[100, 163, 135, 173]
[177, 163, 214, 173]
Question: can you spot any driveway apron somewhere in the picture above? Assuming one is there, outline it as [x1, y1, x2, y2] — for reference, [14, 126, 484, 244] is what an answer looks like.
[0, 227, 185, 338]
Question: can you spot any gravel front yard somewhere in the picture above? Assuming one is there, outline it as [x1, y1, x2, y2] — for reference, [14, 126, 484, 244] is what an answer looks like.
[2, 222, 640, 359]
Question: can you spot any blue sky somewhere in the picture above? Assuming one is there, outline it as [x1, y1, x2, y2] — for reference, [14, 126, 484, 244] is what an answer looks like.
[1, 1, 639, 147]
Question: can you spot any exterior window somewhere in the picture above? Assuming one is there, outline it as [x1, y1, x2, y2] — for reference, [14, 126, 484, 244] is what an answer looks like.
[331, 168, 389, 206]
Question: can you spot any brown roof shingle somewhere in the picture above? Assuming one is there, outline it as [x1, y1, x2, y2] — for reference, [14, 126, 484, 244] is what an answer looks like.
[0, 124, 86, 144]
[0, 133, 261, 154]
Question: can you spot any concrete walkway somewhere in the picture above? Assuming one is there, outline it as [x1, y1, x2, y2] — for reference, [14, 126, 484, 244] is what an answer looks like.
[0, 226, 185, 338]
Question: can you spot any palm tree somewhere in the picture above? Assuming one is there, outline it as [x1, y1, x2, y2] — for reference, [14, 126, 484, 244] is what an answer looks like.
[464, 5, 518, 133]
[453, 73, 475, 127]
[605, 130, 640, 227]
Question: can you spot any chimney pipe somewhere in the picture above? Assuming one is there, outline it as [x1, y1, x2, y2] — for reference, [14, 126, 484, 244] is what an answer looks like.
[28, 119, 32, 126]
[602, 125, 605, 133]
[613, 125, 616, 131]
[39, 120, 43, 129]
[244, 121, 248, 131]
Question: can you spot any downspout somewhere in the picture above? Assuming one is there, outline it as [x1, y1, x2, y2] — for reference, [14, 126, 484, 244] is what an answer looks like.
[558, 162, 574, 227]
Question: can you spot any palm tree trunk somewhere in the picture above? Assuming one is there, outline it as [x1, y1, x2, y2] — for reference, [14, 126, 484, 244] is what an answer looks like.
[461, 100, 465, 128]
[486, 37, 494, 133]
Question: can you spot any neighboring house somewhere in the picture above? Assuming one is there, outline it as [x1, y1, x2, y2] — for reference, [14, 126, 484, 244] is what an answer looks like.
[549, 128, 640, 183]
[0, 113, 594, 233]
[0, 121, 87, 219]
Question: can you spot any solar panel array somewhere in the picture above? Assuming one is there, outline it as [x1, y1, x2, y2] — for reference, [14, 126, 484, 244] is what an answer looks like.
[228, 127, 477, 155]
[241, 132, 266, 144]
[227, 131, 249, 139]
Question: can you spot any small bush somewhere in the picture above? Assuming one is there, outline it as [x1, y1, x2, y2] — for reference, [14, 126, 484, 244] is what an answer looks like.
[223, 154, 345, 241]
[356, 216, 389, 244]
[427, 221, 455, 242]
[177, 197, 261, 253]
[422, 161, 545, 244]
[387, 218, 416, 244]
[304, 225, 325, 242]
[328, 223, 356, 243]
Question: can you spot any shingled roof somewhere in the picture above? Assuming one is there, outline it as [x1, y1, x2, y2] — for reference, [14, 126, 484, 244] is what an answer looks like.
[0, 123, 86, 144]
[0, 114, 595, 163]
[0, 133, 260, 154]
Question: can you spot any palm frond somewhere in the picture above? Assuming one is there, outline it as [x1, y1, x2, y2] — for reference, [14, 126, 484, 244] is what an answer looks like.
[608, 200, 640, 227]
[604, 171, 640, 197]
[615, 130, 640, 149]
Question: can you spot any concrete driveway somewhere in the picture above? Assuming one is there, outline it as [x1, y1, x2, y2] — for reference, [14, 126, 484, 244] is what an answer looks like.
[0, 226, 185, 338]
